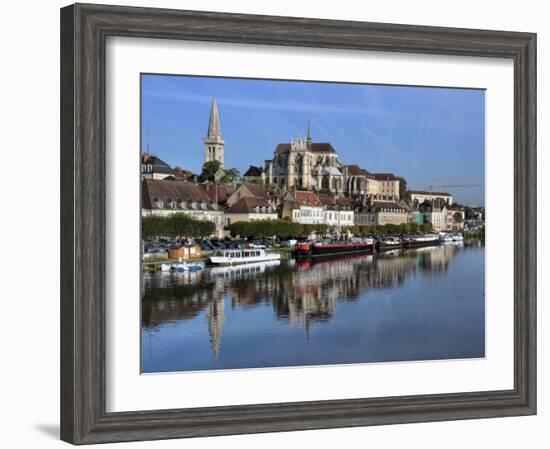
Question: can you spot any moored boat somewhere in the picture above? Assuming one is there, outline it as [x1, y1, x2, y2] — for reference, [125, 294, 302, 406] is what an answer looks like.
[296, 238, 374, 258]
[376, 236, 403, 251]
[403, 234, 440, 248]
[208, 248, 281, 266]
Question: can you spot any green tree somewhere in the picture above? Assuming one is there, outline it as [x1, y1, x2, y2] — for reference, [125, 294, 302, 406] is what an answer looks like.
[220, 168, 240, 184]
[198, 160, 222, 183]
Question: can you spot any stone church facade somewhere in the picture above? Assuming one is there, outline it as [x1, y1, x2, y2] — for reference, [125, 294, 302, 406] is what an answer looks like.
[264, 122, 345, 194]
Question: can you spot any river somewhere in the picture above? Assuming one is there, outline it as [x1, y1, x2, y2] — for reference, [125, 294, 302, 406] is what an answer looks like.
[141, 241, 485, 373]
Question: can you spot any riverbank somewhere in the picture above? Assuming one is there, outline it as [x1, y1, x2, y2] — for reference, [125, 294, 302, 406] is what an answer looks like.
[142, 247, 294, 272]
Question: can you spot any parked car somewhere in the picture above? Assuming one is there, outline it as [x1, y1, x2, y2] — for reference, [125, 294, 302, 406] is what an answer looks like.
[280, 239, 297, 248]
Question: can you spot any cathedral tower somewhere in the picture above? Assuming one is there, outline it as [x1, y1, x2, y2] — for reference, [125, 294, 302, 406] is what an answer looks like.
[204, 97, 225, 168]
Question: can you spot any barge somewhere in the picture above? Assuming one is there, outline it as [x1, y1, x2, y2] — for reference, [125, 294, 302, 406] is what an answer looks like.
[296, 239, 375, 258]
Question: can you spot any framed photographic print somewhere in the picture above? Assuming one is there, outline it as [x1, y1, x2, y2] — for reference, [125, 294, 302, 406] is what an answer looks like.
[60, 3, 537, 444]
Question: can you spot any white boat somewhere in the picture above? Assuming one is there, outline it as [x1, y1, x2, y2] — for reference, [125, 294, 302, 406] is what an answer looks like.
[209, 248, 281, 266]
[404, 234, 440, 247]
[186, 261, 204, 271]
[452, 233, 464, 242]
[441, 233, 455, 243]
[160, 263, 172, 272]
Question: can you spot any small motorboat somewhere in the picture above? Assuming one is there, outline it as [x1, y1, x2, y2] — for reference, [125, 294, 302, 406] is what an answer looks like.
[186, 261, 205, 271]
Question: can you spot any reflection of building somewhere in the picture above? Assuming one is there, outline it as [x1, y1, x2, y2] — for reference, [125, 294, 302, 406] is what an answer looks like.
[206, 297, 225, 360]
[204, 97, 225, 168]
[142, 244, 461, 360]
[264, 121, 344, 194]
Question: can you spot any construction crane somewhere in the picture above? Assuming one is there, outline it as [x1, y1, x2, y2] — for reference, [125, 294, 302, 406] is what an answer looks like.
[423, 179, 482, 193]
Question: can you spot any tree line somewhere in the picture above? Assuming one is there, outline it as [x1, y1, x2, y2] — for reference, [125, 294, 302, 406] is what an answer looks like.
[229, 220, 328, 239]
[142, 214, 216, 240]
[229, 220, 433, 239]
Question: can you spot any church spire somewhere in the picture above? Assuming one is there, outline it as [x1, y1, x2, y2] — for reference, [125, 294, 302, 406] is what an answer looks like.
[207, 97, 222, 138]
[204, 97, 225, 168]
[306, 118, 312, 147]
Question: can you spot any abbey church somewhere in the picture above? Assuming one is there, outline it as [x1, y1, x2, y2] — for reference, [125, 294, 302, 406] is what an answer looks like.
[202, 98, 401, 203]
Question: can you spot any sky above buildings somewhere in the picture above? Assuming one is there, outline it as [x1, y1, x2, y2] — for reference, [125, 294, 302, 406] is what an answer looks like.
[141, 74, 485, 206]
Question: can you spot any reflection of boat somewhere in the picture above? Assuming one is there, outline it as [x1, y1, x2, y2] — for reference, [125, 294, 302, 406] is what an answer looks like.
[403, 234, 440, 248]
[377, 236, 403, 251]
[209, 249, 281, 266]
[296, 238, 374, 258]
[209, 260, 280, 278]
[296, 252, 373, 269]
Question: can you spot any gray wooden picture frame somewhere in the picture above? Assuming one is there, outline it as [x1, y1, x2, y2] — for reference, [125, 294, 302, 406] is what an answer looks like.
[60, 3, 537, 445]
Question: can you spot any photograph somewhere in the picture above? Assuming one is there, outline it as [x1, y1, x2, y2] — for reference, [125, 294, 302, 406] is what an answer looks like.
[140, 74, 486, 373]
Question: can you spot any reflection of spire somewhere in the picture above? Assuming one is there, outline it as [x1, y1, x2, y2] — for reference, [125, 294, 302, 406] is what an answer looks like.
[206, 296, 225, 360]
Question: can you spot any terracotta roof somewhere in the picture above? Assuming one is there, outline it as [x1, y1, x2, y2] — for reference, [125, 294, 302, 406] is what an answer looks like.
[142, 179, 213, 209]
[170, 167, 194, 180]
[318, 194, 352, 210]
[200, 182, 234, 205]
[294, 191, 323, 207]
[226, 197, 273, 214]
[241, 183, 269, 198]
[275, 142, 336, 154]
[409, 190, 452, 197]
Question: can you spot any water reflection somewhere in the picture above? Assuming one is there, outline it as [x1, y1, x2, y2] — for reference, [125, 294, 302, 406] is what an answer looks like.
[142, 241, 483, 372]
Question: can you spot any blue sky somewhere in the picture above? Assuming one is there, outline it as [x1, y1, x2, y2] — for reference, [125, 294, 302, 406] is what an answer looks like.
[141, 74, 485, 206]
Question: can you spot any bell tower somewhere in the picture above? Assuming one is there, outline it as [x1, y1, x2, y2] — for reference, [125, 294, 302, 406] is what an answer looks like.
[204, 97, 225, 168]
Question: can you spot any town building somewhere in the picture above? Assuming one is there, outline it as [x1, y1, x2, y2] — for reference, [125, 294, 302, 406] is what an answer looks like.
[281, 190, 325, 225]
[168, 243, 202, 261]
[200, 182, 235, 207]
[318, 194, 354, 230]
[224, 197, 278, 225]
[446, 205, 466, 231]
[227, 183, 270, 207]
[342, 165, 401, 202]
[141, 178, 226, 237]
[264, 121, 345, 194]
[354, 201, 409, 227]
[204, 97, 225, 168]
[141, 154, 173, 180]
[419, 200, 448, 232]
[409, 190, 453, 207]
[242, 165, 265, 183]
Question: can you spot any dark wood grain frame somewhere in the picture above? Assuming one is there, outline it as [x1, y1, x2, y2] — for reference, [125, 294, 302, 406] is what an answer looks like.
[60, 3, 536, 444]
